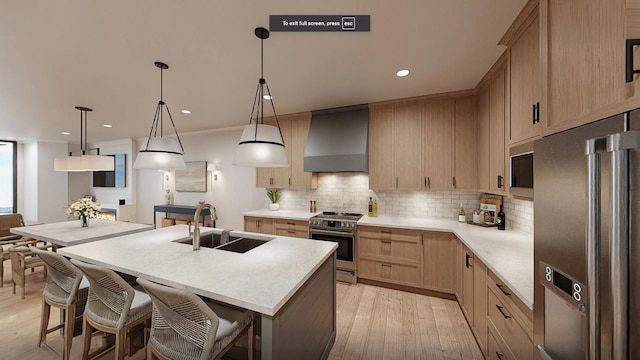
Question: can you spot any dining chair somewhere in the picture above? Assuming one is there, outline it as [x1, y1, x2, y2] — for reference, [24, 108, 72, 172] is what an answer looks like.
[70, 259, 152, 360]
[30, 246, 89, 360]
[9, 239, 47, 299]
[0, 213, 29, 287]
[136, 278, 254, 360]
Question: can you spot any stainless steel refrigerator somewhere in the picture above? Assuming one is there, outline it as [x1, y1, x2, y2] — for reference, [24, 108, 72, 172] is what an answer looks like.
[534, 109, 640, 360]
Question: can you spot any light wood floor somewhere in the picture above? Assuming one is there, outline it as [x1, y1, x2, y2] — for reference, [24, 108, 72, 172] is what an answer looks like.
[0, 262, 483, 360]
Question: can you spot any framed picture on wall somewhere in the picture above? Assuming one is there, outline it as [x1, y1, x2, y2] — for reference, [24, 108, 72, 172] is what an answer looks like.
[175, 161, 207, 192]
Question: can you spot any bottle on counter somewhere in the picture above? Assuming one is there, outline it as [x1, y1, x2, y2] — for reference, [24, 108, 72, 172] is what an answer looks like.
[497, 205, 506, 230]
[368, 197, 374, 217]
[373, 198, 378, 217]
[458, 202, 466, 223]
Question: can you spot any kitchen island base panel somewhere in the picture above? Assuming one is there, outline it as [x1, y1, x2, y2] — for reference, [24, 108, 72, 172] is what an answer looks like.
[260, 255, 336, 360]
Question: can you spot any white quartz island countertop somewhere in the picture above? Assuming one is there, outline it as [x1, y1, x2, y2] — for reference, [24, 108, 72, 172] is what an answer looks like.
[243, 209, 321, 220]
[358, 215, 533, 310]
[58, 225, 337, 316]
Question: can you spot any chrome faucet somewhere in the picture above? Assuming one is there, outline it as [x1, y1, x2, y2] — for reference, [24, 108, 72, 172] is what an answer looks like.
[190, 200, 218, 251]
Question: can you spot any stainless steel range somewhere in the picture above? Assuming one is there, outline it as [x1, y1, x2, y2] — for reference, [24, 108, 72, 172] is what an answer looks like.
[309, 211, 362, 284]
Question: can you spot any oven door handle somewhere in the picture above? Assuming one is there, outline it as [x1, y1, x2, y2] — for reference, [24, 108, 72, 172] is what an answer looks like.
[310, 228, 354, 237]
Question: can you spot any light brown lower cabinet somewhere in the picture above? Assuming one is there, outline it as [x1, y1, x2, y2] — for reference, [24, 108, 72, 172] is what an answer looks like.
[486, 271, 533, 360]
[421, 231, 455, 293]
[488, 329, 514, 360]
[244, 216, 309, 238]
[274, 219, 309, 238]
[473, 254, 488, 353]
[357, 226, 420, 287]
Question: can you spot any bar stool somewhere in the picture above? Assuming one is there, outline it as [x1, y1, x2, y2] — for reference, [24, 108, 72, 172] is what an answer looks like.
[30, 246, 89, 360]
[136, 278, 254, 360]
[71, 259, 152, 360]
[9, 240, 46, 298]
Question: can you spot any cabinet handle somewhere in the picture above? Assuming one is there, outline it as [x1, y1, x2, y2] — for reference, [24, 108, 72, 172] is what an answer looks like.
[381, 230, 392, 234]
[626, 39, 640, 82]
[465, 253, 472, 268]
[256, 220, 260, 228]
[381, 240, 392, 244]
[287, 222, 295, 225]
[532, 103, 537, 124]
[452, 176, 456, 189]
[424, 176, 427, 188]
[496, 284, 512, 296]
[421, 234, 424, 245]
[381, 264, 392, 267]
[287, 230, 295, 234]
[495, 304, 512, 319]
[497, 175, 503, 189]
[269, 177, 273, 185]
[396, 177, 399, 189]
[428, 176, 431, 189]
[532, 102, 540, 124]
[496, 352, 505, 360]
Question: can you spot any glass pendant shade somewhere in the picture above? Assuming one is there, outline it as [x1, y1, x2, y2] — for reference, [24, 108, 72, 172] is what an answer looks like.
[133, 137, 186, 170]
[53, 106, 115, 172]
[233, 124, 288, 167]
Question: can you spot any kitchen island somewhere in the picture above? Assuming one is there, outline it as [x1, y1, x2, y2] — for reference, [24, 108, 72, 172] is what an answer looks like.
[58, 225, 337, 360]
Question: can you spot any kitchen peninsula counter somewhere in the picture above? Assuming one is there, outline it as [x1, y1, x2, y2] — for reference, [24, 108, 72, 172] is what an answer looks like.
[358, 215, 533, 310]
[59, 225, 338, 359]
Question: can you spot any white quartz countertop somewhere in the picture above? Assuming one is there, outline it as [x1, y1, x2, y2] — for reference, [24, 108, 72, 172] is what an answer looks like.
[358, 216, 533, 309]
[58, 225, 337, 316]
[11, 219, 154, 247]
[243, 209, 321, 221]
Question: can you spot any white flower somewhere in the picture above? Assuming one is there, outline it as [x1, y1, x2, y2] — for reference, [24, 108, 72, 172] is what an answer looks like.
[67, 196, 101, 218]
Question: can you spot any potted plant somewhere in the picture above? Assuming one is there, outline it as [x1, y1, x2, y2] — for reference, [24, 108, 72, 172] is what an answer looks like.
[266, 189, 282, 211]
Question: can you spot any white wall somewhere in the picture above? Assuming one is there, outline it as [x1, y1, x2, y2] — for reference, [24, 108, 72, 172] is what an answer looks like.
[89, 138, 136, 206]
[20, 141, 69, 223]
[134, 128, 265, 230]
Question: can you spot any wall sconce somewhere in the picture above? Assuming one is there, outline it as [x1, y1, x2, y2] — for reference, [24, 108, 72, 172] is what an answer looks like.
[207, 163, 218, 181]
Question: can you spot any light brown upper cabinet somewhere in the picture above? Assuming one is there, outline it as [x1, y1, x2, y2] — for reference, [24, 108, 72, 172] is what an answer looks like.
[541, 0, 634, 135]
[393, 103, 423, 190]
[369, 92, 477, 191]
[256, 113, 317, 189]
[453, 96, 478, 191]
[489, 66, 507, 194]
[422, 100, 454, 191]
[477, 85, 491, 192]
[508, 8, 541, 145]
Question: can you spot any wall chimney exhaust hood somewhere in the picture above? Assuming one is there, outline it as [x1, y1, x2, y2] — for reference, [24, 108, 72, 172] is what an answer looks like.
[304, 104, 368, 172]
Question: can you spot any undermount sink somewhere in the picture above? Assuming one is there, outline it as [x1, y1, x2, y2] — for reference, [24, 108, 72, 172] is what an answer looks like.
[215, 237, 269, 254]
[174, 233, 243, 248]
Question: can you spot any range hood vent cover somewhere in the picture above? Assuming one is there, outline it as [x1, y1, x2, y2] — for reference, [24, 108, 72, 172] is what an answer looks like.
[304, 104, 368, 172]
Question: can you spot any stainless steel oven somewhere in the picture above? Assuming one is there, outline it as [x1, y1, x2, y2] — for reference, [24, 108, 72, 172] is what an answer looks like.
[309, 212, 361, 284]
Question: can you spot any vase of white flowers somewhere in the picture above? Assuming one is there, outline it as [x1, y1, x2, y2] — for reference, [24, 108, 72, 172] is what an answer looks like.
[67, 196, 100, 227]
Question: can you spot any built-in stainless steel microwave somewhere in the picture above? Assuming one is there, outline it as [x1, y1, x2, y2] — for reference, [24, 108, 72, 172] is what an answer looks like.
[509, 142, 534, 199]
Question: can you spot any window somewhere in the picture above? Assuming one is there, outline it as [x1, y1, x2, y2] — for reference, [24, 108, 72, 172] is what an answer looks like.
[0, 140, 17, 213]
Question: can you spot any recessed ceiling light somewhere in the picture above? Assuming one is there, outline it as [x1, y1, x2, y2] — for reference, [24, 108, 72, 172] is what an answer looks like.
[181, 109, 191, 114]
[61, 131, 71, 135]
[263, 95, 272, 100]
[103, 124, 113, 128]
[396, 69, 410, 77]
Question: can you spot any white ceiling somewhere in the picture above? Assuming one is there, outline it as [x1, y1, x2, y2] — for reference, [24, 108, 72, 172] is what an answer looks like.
[0, 0, 526, 144]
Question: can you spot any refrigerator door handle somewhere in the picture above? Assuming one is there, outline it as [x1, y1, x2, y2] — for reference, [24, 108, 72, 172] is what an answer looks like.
[607, 129, 639, 360]
[585, 137, 606, 360]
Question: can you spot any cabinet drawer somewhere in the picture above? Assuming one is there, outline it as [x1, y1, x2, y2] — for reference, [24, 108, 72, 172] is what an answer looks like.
[488, 271, 533, 336]
[358, 226, 419, 243]
[358, 258, 419, 286]
[274, 219, 309, 238]
[487, 290, 533, 360]
[358, 236, 419, 262]
[487, 329, 514, 360]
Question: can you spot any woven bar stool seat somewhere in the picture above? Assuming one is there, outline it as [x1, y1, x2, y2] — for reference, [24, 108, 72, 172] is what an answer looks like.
[30, 246, 89, 360]
[71, 259, 152, 360]
[137, 278, 254, 360]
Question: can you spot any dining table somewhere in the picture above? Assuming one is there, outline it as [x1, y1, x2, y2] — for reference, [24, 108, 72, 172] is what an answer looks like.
[10, 218, 154, 247]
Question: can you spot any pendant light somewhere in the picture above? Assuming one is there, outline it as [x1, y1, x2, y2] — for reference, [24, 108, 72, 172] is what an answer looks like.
[133, 61, 187, 170]
[233, 27, 288, 168]
[54, 107, 115, 172]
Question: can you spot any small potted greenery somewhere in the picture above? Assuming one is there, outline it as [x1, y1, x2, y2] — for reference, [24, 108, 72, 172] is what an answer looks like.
[266, 189, 282, 211]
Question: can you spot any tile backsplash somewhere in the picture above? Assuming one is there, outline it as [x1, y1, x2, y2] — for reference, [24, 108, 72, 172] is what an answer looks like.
[278, 173, 533, 236]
